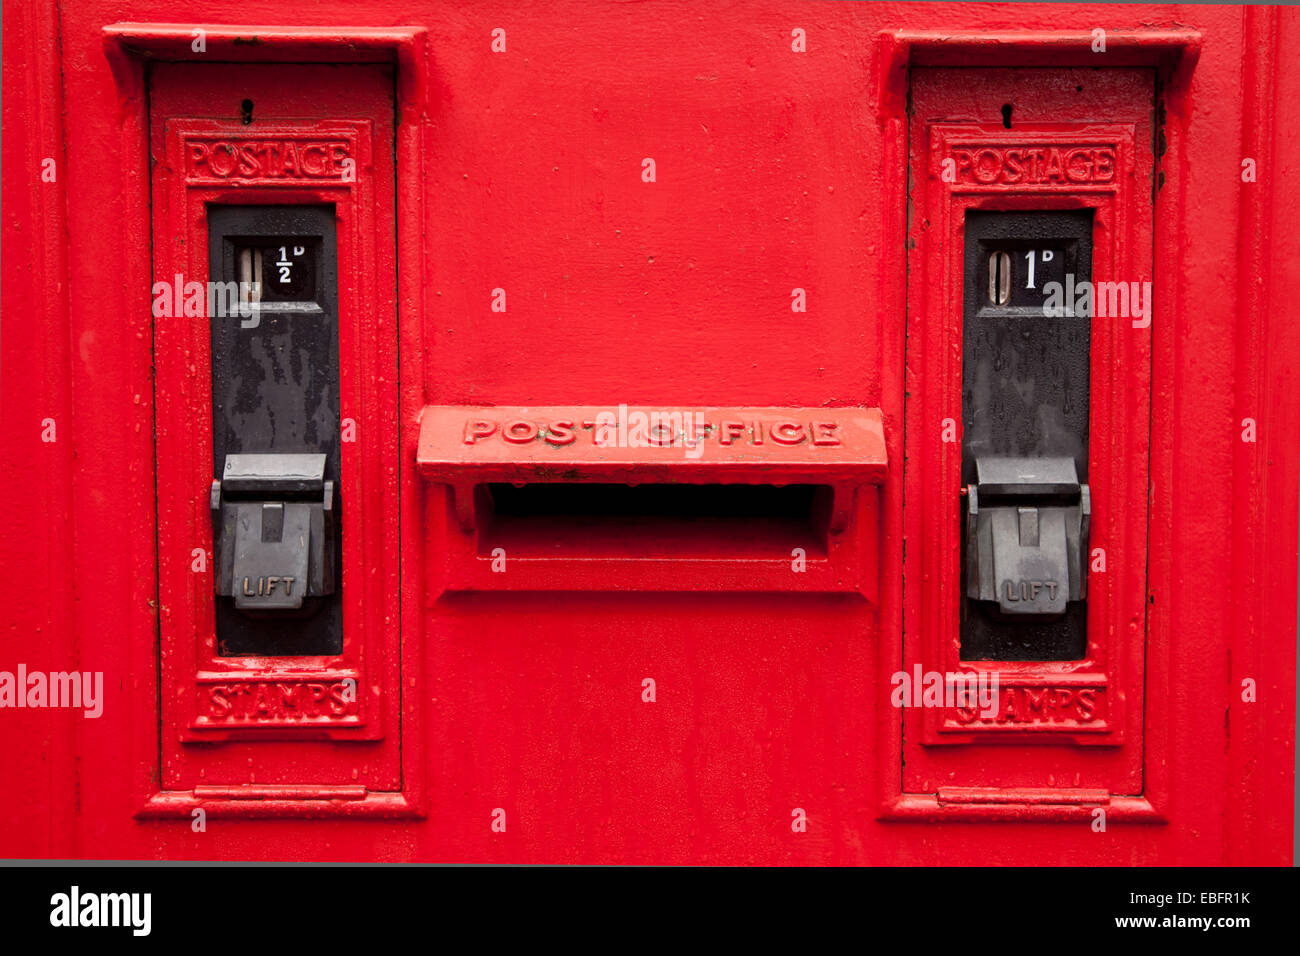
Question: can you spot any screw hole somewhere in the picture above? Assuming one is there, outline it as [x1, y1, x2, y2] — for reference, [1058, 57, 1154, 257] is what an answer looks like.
[1076, 85, 1083, 92]
[240, 99, 254, 125]
[1000, 103, 1013, 129]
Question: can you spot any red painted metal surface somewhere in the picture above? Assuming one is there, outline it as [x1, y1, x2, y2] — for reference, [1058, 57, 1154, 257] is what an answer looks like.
[899, 70, 1151, 813]
[145, 64, 408, 815]
[418, 404, 884, 593]
[1, 1, 1297, 864]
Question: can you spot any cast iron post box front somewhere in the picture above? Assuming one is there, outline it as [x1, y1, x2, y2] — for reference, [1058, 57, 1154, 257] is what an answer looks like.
[2, 6, 1293, 868]
[899, 64, 1155, 810]
[146, 60, 406, 808]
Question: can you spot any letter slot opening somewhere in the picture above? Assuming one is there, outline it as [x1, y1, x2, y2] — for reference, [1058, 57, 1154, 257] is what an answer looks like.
[480, 483, 833, 560]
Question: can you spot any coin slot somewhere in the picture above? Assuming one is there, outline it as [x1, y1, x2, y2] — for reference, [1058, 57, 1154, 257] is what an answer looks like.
[988, 250, 1011, 304]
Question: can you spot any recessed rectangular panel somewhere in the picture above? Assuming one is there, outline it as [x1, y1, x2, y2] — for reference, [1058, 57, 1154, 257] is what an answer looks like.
[208, 205, 341, 655]
[903, 67, 1153, 800]
[961, 210, 1092, 662]
[150, 63, 402, 800]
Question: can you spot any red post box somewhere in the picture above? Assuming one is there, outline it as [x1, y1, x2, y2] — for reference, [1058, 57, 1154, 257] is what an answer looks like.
[1, 3, 1296, 866]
